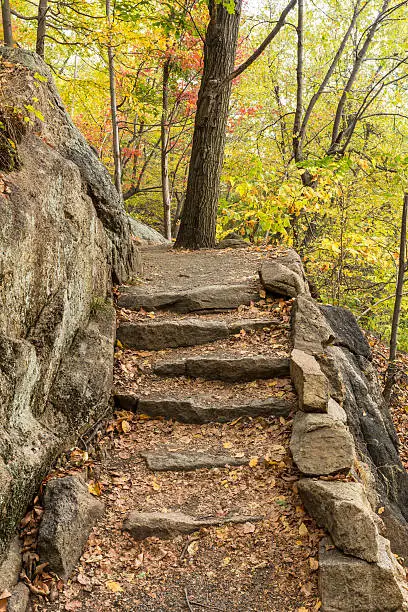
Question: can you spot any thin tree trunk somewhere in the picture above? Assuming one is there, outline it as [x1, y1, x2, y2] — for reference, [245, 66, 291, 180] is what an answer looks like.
[175, 0, 243, 249]
[106, 0, 122, 197]
[383, 193, 408, 404]
[292, 0, 304, 164]
[329, 0, 390, 155]
[1, 0, 13, 47]
[161, 58, 172, 241]
[36, 0, 48, 58]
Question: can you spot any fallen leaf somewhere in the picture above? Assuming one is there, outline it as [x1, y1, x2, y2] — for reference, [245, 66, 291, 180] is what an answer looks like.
[65, 602, 82, 611]
[259, 289, 266, 298]
[121, 420, 131, 433]
[106, 580, 124, 593]
[309, 557, 319, 571]
[88, 481, 102, 496]
[223, 442, 233, 449]
[299, 522, 309, 537]
[242, 522, 256, 534]
[152, 478, 161, 491]
[378, 506, 385, 514]
[222, 556, 231, 566]
[249, 457, 259, 468]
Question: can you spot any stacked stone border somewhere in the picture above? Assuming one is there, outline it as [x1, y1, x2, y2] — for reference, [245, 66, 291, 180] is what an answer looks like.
[264, 251, 408, 611]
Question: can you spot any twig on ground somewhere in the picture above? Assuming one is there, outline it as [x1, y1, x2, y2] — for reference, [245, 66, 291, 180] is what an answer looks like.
[180, 535, 200, 560]
[184, 587, 195, 612]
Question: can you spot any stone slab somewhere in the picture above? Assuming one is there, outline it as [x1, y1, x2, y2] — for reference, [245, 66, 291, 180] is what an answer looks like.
[141, 449, 249, 471]
[153, 355, 290, 382]
[0, 537, 21, 591]
[117, 317, 284, 351]
[134, 396, 292, 423]
[260, 250, 310, 298]
[123, 511, 263, 540]
[117, 283, 260, 313]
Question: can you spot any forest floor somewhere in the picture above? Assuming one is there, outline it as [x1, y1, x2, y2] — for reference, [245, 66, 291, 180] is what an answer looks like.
[29, 246, 323, 612]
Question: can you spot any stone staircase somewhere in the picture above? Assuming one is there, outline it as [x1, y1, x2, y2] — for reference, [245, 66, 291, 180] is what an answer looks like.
[107, 246, 320, 610]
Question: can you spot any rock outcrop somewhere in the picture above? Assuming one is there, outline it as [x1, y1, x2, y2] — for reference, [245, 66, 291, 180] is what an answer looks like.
[0, 47, 140, 561]
[289, 290, 408, 606]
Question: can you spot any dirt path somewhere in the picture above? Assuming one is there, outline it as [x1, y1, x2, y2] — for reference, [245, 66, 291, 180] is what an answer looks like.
[37, 247, 322, 612]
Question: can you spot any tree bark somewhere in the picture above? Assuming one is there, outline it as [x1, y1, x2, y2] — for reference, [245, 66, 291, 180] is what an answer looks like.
[161, 58, 172, 241]
[383, 193, 408, 405]
[36, 0, 48, 58]
[106, 0, 122, 198]
[292, 0, 304, 164]
[175, 0, 243, 249]
[1, 0, 13, 47]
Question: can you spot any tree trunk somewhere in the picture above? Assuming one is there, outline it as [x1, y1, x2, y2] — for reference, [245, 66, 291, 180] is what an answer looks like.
[161, 58, 172, 241]
[175, 0, 242, 249]
[36, 0, 48, 58]
[383, 193, 408, 405]
[292, 0, 304, 164]
[106, 0, 122, 198]
[1, 0, 13, 47]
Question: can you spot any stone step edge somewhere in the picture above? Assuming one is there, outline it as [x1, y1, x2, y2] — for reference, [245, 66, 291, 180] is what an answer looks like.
[117, 281, 261, 313]
[153, 355, 290, 381]
[114, 394, 292, 423]
[123, 510, 264, 541]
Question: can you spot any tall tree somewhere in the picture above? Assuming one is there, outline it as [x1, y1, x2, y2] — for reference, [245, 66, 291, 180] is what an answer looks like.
[36, 0, 48, 58]
[1, 0, 13, 46]
[175, 0, 296, 249]
[175, 0, 243, 249]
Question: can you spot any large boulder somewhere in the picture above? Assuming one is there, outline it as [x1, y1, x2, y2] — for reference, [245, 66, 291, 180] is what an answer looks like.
[298, 479, 381, 562]
[0, 48, 139, 560]
[319, 537, 408, 612]
[128, 216, 169, 245]
[260, 250, 310, 298]
[38, 476, 104, 580]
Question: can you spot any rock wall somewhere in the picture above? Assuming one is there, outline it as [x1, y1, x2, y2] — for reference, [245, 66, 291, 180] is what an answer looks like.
[274, 252, 408, 611]
[0, 48, 140, 560]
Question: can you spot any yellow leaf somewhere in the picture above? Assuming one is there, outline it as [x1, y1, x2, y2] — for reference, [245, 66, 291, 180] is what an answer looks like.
[378, 506, 385, 514]
[106, 580, 123, 593]
[259, 289, 266, 298]
[299, 522, 309, 537]
[249, 457, 259, 468]
[152, 478, 161, 491]
[121, 420, 131, 433]
[88, 481, 102, 496]
[116, 339, 123, 349]
[222, 556, 231, 566]
[223, 442, 233, 449]
[309, 557, 319, 571]
[298, 607, 308, 612]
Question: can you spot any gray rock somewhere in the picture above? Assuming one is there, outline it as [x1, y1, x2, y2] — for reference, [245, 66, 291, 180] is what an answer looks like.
[290, 348, 329, 412]
[290, 412, 355, 475]
[0, 48, 139, 557]
[38, 476, 104, 580]
[381, 502, 408, 567]
[141, 449, 249, 471]
[153, 355, 290, 382]
[128, 216, 169, 244]
[123, 511, 262, 540]
[319, 304, 372, 359]
[0, 537, 21, 591]
[291, 295, 335, 355]
[7, 583, 30, 612]
[298, 479, 381, 562]
[260, 250, 310, 298]
[319, 536, 408, 612]
[216, 237, 248, 249]
[134, 396, 292, 423]
[117, 317, 283, 351]
[117, 283, 260, 313]
[327, 398, 347, 423]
